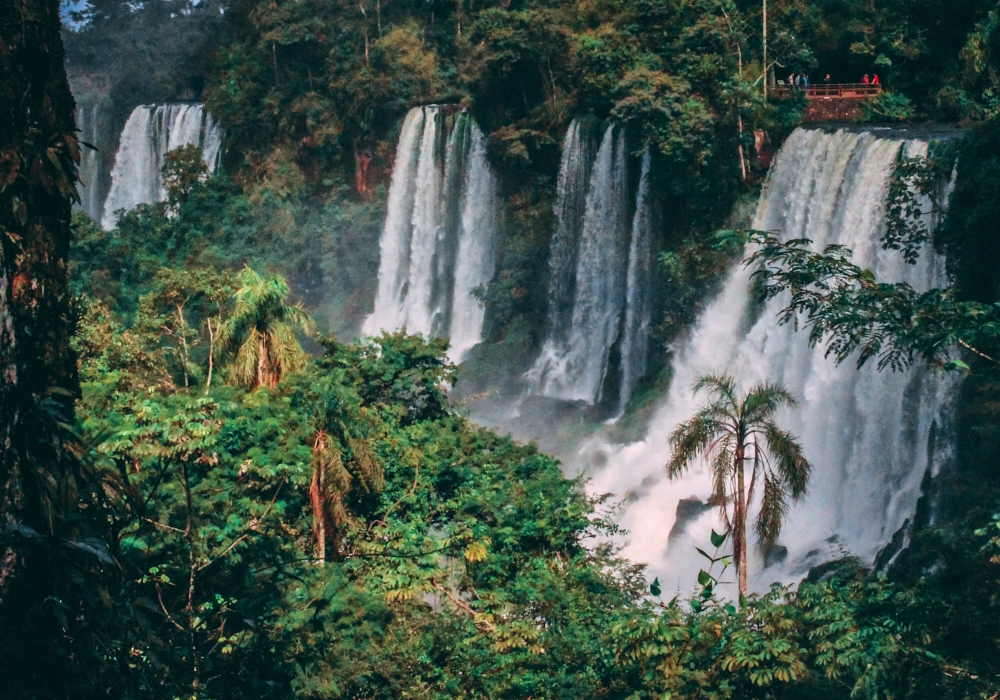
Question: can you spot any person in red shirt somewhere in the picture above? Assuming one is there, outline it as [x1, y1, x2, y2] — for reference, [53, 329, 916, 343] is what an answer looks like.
[872, 74, 880, 84]
[863, 74, 870, 84]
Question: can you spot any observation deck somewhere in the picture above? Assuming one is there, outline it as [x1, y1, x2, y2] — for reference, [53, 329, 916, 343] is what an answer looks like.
[773, 83, 883, 99]
[774, 83, 883, 122]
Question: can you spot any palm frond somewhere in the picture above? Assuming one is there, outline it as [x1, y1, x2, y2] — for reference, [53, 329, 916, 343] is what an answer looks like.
[742, 381, 796, 423]
[217, 266, 314, 388]
[693, 373, 738, 406]
[230, 329, 262, 388]
[755, 472, 789, 554]
[762, 422, 811, 499]
[346, 437, 384, 494]
[667, 412, 725, 477]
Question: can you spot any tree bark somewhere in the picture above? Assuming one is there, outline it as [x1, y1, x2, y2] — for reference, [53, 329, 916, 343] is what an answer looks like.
[0, 0, 79, 588]
[0, 0, 91, 692]
[735, 435, 748, 601]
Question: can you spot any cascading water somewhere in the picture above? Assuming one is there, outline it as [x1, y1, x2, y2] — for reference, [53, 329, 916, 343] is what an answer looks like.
[543, 119, 596, 350]
[618, 151, 654, 412]
[527, 123, 652, 409]
[579, 127, 957, 595]
[363, 107, 500, 362]
[450, 119, 500, 360]
[101, 104, 222, 229]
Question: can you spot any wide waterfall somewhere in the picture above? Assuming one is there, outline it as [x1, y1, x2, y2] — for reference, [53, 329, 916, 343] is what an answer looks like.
[363, 106, 499, 362]
[580, 127, 957, 595]
[527, 122, 652, 411]
[101, 104, 222, 229]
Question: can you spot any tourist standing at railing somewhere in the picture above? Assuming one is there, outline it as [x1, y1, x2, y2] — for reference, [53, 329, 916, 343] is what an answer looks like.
[863, 74, 870, 84]
[788, 72, 795, 86]
[803, 74, 809, 87]
[824, 74, 831, 84]
[872, 74, 880, 85]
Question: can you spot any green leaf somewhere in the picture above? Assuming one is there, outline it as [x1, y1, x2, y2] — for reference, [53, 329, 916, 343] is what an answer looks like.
[650, 578, 661, 596]
[697, 570, 711, 586]
[711, 529, 727, 548]
[694, 546, 716, 562]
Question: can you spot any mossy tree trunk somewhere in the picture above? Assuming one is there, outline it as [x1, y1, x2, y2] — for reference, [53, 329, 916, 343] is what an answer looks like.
[0, 0, 79, 579]
[0, 0, 84, 684]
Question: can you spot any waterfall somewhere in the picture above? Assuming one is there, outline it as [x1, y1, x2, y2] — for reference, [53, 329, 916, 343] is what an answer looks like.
[363, 107, 500, 362]
[450, 119, 500, 360]
[76, 104, 103, 221]
[581, 128, 957, 595]
[528, 123, 650, 407]
[544, 119, 596, 348]
[618, 151, 653, 412]
[101, 104, 222, 229]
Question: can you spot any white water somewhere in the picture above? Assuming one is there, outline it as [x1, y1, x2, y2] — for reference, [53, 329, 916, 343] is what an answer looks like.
[618, 151, 654, 412]
[364, 107, 499, 362]
[527, 123, 651, 407]
[101, 104, 222, 229]
[543, 119, 596, 348]
[450, 121, 500, 360]
[579, 128, 957, 596]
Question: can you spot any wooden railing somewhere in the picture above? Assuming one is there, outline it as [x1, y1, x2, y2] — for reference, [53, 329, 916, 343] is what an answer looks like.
[772, 83, 883, 99]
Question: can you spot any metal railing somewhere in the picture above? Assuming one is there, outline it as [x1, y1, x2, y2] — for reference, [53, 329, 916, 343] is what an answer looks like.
[773, 83, 883, 99]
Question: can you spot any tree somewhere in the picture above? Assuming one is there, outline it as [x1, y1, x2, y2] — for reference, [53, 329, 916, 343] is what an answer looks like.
[217, 266, 312, 388]
[666, 374, 811, 598]
[163, 144, 209, 211]
[0, 0, 133, 695]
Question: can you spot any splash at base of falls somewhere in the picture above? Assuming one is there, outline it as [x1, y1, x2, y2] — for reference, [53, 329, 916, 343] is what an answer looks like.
[574, 127, 959, 597]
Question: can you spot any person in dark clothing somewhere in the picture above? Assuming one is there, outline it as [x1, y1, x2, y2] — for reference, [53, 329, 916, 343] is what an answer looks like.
[824, 74, 831, 84]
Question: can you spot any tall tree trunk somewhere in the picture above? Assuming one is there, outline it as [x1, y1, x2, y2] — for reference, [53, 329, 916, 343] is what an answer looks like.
[0, 0, 79, 589]
[0, 0, 91, 692]
[735, 438, 748, 601]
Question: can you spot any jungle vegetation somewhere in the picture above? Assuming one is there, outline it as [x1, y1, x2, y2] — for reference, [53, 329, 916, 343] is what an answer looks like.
[0, 0, 999, 697]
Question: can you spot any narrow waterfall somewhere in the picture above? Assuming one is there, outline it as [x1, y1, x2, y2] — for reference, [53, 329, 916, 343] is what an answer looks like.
[77, 104, 104, 221]
[363, 107, 500, 362]
[528, 123, 651, 407]
[544, 119, 596, 348]
[581, 128, 957, 595]
[450, 118, 500, 360]
[101, 104, 222, 229]
[618, 151, 653, 412]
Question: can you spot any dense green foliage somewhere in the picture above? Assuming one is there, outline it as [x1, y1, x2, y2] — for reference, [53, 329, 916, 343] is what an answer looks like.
[29, 0, 1000, 697]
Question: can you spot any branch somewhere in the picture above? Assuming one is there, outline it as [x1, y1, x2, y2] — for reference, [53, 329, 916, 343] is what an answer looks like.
[432, 580, 495, 632]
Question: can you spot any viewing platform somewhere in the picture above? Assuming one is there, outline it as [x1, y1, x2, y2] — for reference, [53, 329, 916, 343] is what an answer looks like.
[773, 83, 883, 122]
[773, 83, 883, 99]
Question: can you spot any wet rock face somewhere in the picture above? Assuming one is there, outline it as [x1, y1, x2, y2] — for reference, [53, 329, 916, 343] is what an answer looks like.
[667, 497, 713, 545]
[803, 97, 865, 122]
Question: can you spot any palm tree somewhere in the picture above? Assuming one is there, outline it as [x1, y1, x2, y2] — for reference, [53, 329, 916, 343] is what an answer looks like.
[309, 430, 384, 562]
[217, 267, 313, 388]
[666, 374, 811, 599]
